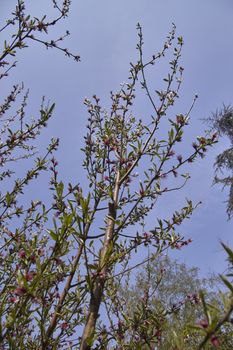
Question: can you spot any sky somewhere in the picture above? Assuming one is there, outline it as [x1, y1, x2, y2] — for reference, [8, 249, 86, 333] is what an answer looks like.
[1, 0, 233, 275]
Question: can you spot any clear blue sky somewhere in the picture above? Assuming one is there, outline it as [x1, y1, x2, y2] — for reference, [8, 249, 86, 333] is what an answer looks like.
[1, 0, 233, 275]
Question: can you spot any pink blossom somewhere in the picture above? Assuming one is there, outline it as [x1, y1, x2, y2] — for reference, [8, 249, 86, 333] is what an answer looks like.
[211, 335, 220, 347]
[14, 286, 27, 296]
[9, 296, 19, 303]
[61, 322, 69, 330]
[30, 254, 36, 263]
[18, 250, 26, 259]
[198, 319, 208, 329]
[25, 271, 36, 281]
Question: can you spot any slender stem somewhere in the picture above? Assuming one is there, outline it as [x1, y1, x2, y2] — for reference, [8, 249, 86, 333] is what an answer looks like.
[42, 242, 84, 347]
[42, 197, 101, 347]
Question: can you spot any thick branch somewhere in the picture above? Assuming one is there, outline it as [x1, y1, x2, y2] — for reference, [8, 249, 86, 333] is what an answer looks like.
[80, 173, 120, 350]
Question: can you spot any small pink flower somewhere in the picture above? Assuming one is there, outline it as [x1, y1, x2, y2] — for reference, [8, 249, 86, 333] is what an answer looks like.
[199, 137, 206, 145]
[30, 254, 36, 263]
[18, 250, 26, 259]
[211, 335, 220, 347]
[176, 115, 185, 125]
[14, 286, 27, 296]
[198, 319, 208, 329]
[174, 243, 182, 249]
[61, 322, 69, 330]
[99, 272, 106, 280]
[187, 293, 199, 304]
[25, 271, 36, 281]
[9, 296, 19, 303]
[143, 232, 152, 239]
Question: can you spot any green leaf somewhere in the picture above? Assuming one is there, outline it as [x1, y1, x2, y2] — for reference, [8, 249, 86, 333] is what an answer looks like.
[56, 181, 64, 198]
[221, 242, 233, 264]
[220, 275, 233, 293]
[5, 192, 13, 206]
[48, 103, 55, 115]
[63, 213, 73, 226]
[47, 229, 58, 241]
[169, 128, 174, 144]
[87, 264, 98, 270]
[199, 290, 211, 324]
[178, 36, 184, 44]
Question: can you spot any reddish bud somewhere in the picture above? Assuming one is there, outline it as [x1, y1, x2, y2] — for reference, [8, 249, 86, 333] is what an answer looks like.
[176, 115, 185, 125]
[30, 254, 36, 263]
[61, 322, 69, 330]
[177, 155, 182, 163]
[18, 250, 26, 259]
[9, 296, 19, 303]
[198, 319, 208, 329]
[14, 286, 27, 296]
[211, 132, 218, 141]
[211, 336, 220, 347]
[25, 271, 36, 281]
[38, 249, 44, 256]
[168, 150, 175, 157]
[199, 137, 206, 145]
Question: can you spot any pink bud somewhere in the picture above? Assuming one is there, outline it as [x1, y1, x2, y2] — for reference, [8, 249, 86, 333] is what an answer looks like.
[211, 336, 220, 347]
[18, 250, 26, 259]
[9, 296, 19, 303]
[14, 286, 27, 296]
[61, 322, 69, 330]
[198, 319, 208, 329]
[25, 271, 35, 281]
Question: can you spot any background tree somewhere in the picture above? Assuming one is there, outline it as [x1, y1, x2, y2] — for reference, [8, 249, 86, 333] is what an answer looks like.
[115, 254, 233, 349]
[205, 105, 233, 219]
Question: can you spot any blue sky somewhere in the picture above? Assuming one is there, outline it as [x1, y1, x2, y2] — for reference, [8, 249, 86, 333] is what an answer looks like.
[1, 0, 233, 275]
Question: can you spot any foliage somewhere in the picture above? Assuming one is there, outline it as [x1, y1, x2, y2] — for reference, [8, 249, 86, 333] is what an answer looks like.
[205, 105, 233, 218]
[116, 254, 233, 349]
[0, 2, 232, 350]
